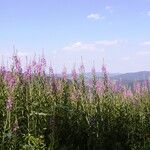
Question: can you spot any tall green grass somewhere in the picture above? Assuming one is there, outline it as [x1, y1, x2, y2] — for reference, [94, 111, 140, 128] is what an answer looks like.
[0, 55, 150, 150]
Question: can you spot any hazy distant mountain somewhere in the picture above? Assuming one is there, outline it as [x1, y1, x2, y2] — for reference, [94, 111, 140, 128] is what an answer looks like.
[57, 71, 150, 84]
[84, 71, 150, 82]
[83, 72, 121, 79]
[111, 71, 150, 82]
[65, 72, 121, 79]
[83, 71, 150, 87]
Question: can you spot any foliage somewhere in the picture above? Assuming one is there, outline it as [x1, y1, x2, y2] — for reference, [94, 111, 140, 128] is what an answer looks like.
[0, 55, 150, 150]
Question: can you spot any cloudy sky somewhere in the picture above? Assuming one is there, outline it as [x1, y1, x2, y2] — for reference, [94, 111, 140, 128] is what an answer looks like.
[0, 0, 150, 73]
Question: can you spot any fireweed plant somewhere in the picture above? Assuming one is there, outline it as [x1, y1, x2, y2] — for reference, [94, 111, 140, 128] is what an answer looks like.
[0, 54, 150, 150]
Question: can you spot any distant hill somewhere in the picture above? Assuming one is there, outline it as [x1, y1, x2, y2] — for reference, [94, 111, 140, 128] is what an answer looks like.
[82, 71, 150, 87]
[83, 71, 150, 81]
[111, 71, 150, 82]
[58, 72, 120, 79]
[57, 71, 150, 84]
[84, 72, 121, 79]
[85, 71, 150, 82]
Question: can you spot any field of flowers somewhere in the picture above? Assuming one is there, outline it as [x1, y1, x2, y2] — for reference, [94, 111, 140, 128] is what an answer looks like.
[0, 54, 150, 150]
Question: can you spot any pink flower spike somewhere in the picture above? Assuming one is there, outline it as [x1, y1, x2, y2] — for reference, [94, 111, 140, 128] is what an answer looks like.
[72, 66, 77, 80]
[49, 63, 54, 78]
[24, 65, 32, 80]
[4, 72, 16, 88]
[134, 82, 141, 94]
[79, 64, 85, 74]
[41, 55, 46, 67]
[79, 57, 85, 74]
[101, 58, 107, 74]
[102, 64, 107, 74]
[12, 54, 22, 73]
[6, 96, 13, 111]
[91, 66, 96, 75]
[32, 59, 36, 67]
[13, 120, 19, 132]
[62, 66, 67, 80]
[123, 87, 133, 98]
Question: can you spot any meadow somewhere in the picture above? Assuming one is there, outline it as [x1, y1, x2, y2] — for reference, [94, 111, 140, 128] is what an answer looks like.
[0, 54, 150, 150]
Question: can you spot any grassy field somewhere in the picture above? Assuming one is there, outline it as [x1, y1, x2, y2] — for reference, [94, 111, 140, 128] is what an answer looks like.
[0, 55, 150, 150]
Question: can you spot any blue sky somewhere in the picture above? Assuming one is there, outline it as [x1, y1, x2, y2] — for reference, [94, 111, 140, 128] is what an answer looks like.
[0, 0, 150, 73]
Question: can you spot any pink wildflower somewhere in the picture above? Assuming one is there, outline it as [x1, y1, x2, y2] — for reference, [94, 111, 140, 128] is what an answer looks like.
[0, 66, 6, 75]
[72, 67, 77, 80]
[12, 120, 19, 132]
[96, 80, 103, 95]
[49, 64, 54, 78]
[79, 58, 85, 74]
[49, 65, 57, 92]
[101, 61, 109, 93]
[134, 82, 141, 94]
[123, 87, 133, 98]
[91, 66, 96, 76]
[113, 81, 124, 93]
[143, 79, 150, 92]
[80, 64, 85, 74]
[4, 72, 16, 88]
[41, 56, 46, 67]
[12, 55, 22, 73]
[36, 60, 43, 75]
[32, 59, 37, 67]
[62, 66, 67, 80]
[102, 64, 107, 74]
[6, 96, 13, 111]
[24, 65, 32, 80]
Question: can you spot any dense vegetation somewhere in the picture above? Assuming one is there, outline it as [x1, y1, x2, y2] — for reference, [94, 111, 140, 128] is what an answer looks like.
[0, 55, 150, 150]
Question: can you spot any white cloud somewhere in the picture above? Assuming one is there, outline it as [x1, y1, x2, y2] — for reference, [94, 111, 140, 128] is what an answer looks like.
[122, 50, 150, 61]
[87, 13, 105, 20]
[105, 6, 113, 13]
[94, 40, 119, 46]
[146, 11, 150, 16]
[141, 41, 150, 46]
[63, 40, 120, 52]
[122, 56, 131, 61]
[137, 51, 150, 56]
[63, 42, 97, 51]
[0, 51, 29, 57]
